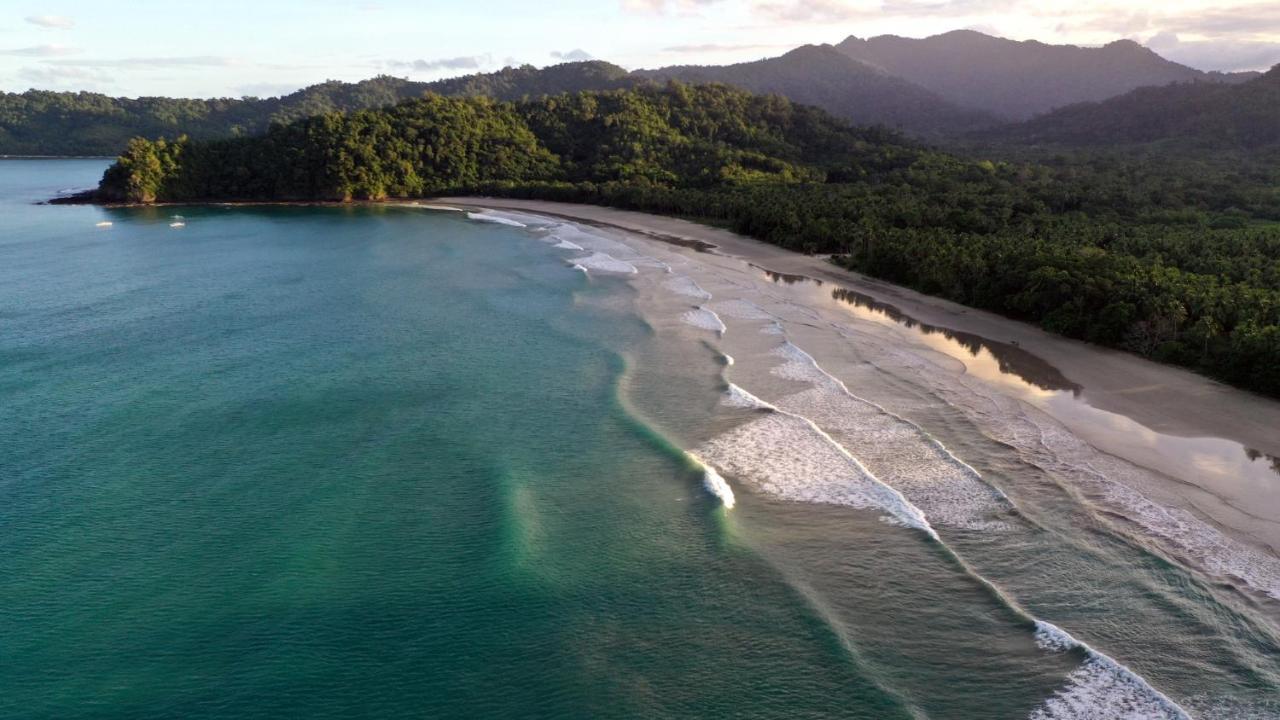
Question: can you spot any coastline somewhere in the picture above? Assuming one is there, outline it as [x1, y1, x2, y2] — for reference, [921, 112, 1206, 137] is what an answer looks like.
[439, 196, 1280, 460]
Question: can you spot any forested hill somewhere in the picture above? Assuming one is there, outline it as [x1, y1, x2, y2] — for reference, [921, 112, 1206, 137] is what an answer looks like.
[635, 45, 999, 135]
[9, 29, 1254, 156]
[92, 84, 1280, 397]
[835, 30, 1257, 120]
[95, 84, 916, 203]
[988, 65, 1280, 149]
[0, 62, 635, 157]
[0, 53, 989, 156]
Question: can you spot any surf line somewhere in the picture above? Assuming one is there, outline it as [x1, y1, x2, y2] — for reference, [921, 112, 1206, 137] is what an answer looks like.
[604, 349, 740, 512]
[779, 340, 1013, 504]
[721, 366, 1192, 719]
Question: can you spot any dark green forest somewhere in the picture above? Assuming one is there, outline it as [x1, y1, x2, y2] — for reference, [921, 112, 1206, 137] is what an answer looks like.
[93, 83, 1280, 397]
[0, 63, 634, 157]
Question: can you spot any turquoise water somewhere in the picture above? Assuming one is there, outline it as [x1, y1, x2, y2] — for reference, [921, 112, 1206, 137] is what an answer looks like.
[1, 162, 912, 718]
[4, 161, 1280, 719]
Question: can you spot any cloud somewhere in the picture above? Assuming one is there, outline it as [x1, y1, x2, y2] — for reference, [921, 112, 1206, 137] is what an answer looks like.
[1163, 4, 1280, 37]
[551, 48, 594, 61]
[17, 65, 110, 89]
[0, 44, 79, 57]
[45, 55, 239, 68]
[661, 41, 789, 53]
[387, 54, 492, 72]
[750, 0, 878, 23]
[24, 15, 75, 29]
[1146, 31, 1280, 72]
[236, 81, 305, 98]
[622, 0, 722, 14]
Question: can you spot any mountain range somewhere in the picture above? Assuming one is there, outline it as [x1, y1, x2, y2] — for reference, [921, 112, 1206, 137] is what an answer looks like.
[834, 30, 1257, 120]
[984, 64, 1280, 148]
[0, 30, 1274, 156]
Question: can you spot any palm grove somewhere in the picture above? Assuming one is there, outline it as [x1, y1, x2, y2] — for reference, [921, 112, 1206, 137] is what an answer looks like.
[95, 83, 1280, 398]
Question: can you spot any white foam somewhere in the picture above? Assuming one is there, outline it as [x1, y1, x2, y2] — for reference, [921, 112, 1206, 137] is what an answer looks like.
[409, 203, 464, 212]
[95, 221, 112, 227]
[571, 252, 638, 275]
[723, 354, 735, 367]
[682, 307, 726, 335]
[1032, 622, 1191, 720]
[710, 299, 774, 321]
[169, 222, 185, 228]
[688, 453, 736, 509]
[697, 399, 935, 537]
[552, 239, 584, 251]
[723, 383, 774, 410]
[770, 342, 1013, 531]
[1025, 415, 1280, 601]
[466, 211, 526, 227]
[664, 275, 712, 300]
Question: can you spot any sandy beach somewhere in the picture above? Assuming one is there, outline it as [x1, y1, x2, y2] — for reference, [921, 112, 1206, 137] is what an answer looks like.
[441, 196, 1280, 564]
[442, 198, 1280, 450]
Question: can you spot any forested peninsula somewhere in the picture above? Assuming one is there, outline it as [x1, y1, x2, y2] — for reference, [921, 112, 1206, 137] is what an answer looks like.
[88, 84, 1280, 397]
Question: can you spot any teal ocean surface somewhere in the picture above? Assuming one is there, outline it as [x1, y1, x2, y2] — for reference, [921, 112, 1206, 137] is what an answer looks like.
[3, 161, 1279, 719]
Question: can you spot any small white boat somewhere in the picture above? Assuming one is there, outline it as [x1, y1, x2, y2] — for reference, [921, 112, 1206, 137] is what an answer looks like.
[95, 221, 113, 228]
[169, 222, 186, 228]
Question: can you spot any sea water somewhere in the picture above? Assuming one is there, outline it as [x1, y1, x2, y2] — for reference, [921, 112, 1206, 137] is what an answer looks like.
[3, 161, 1279, 719]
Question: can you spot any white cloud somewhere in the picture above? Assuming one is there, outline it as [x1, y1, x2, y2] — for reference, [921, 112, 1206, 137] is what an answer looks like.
[387, 54, 493, 72]
[551, 48, 594, 61]
[45, 55, 239, 68]
[236, 81, 305, 98]
[661, 41, 789, 52]
[621, 0, 723, 14]
[17, 65, 110, 90]
[0, 44, 79, 57]
[1146, 31, 1280, 72]
[24, 15, 75, 29]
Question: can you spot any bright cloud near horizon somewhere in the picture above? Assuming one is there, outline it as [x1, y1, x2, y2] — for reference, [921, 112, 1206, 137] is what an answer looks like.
[1, 0, 1277, 97]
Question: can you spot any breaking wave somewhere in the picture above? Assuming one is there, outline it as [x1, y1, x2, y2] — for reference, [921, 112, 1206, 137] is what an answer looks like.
[687, 452, 735, 509]
[466, 211, 527, 227]
[1031, 622, 1191, 719]
[682, 307, 727, 335]
[571, 252, 638, 274]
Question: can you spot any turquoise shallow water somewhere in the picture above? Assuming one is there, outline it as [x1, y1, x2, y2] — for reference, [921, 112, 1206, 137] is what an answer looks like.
[1, 162, 913, 718]
[4, 161, 1280, 719]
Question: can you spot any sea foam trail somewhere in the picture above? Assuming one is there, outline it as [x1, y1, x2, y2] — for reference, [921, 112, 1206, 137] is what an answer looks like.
[682, 307, 727, 336]
[687, 452, 735, 509]
[664, 275, 712, 300]
[770, 342, 1013, 531]
[552, 239, 583, 251]
[1031, 622, 1191, 720]
[699, 384, 935, 536]
[571, 252, 638, 275]
[466, 211, 526, 227]
[1029, 414, 1280, 602]
[706, 367, 1184, 717]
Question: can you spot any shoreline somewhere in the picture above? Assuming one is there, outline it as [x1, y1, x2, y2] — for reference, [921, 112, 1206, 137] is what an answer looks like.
[438, 196, 1280, 460]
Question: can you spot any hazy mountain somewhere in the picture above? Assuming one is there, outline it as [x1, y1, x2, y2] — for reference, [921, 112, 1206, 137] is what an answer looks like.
[0, 63, 636, 156]
[990, 65, 1280, 148]
[637, 45, 999, 136]
[836, 30, 1257, 120]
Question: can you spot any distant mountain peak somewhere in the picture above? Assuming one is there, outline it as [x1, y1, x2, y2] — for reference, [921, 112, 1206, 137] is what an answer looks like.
[834, 30, 1234, 120]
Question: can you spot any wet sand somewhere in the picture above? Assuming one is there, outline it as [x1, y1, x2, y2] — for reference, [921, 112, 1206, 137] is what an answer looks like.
[440, 197, 1280, 454]
[440, 196, 1280, 560]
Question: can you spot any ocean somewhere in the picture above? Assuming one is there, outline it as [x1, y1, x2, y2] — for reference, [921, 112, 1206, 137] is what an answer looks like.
[3, 160, 1278, 718]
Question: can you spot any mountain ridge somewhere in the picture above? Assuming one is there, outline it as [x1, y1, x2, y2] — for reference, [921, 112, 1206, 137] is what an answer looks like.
[836, 30, 1258, 119]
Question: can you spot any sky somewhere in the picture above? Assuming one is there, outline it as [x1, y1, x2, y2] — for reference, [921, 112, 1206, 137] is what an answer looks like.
[1, 0, 1278, 97]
